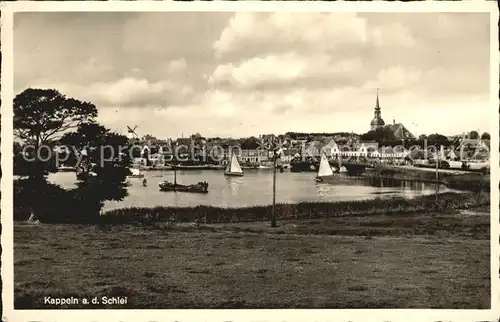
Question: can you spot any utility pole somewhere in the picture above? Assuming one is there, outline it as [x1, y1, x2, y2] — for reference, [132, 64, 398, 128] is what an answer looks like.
[271, 143, 279, 228]
[435, 146, 439, 205]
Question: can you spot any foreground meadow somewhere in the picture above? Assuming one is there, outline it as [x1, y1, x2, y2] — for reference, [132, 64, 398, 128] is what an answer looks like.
[14, 208, 490, 309]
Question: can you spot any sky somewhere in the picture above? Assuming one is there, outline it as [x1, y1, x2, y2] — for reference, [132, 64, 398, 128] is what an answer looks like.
[14, 12, 492, 139]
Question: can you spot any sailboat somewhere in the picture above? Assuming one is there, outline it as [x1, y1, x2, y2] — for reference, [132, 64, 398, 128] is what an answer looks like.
[225, 153, 244, 176]
[315, 152, 335, 182]
[159, 161, 209, 193]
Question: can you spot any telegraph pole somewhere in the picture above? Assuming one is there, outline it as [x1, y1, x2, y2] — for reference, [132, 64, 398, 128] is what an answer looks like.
[272, 153, 277, 228]
[435, 146, 439, 205]
[271, 140, 279, 228]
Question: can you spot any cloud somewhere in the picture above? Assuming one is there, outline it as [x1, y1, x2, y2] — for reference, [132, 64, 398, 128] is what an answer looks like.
[214, 13, 369, 59]
[363, 66, 423, 92]
[28, 77, 194, 108]
[370, 23, 416, 47]
[14, 12, 491, 138]
[209, 52, 363, 91]
[167, 58, 187, 74]
[208, 12, 489, 102]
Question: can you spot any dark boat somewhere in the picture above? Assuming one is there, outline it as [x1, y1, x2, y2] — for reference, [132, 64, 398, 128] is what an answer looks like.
[343, 163, 367, 176]
[57, 165, 76, 172]
[290, 159, 318, 172]
[159, 162, 209, 193]
[159, 181, 209, 193]
[172, 164, 213, 170]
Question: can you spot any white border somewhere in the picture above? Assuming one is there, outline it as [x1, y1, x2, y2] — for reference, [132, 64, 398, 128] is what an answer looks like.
[1, 1, 499, 322]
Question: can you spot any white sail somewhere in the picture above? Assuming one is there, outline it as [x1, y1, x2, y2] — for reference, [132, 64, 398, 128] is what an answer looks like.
[318, 153, 334, 177]
[228, 153, 243, 173]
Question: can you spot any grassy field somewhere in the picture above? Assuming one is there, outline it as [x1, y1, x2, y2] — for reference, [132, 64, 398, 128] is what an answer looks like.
[14, 207, 490, 309]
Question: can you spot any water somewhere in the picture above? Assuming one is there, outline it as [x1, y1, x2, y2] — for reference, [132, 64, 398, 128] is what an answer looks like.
[47, 169, 455, 211]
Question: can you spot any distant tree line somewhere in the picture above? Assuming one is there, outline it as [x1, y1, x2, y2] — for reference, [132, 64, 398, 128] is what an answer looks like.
[285, 132, 356, 140]
[359, 127, 490, 149]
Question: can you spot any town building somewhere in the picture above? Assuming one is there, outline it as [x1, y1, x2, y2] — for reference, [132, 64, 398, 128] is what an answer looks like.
[369, 89, 416, 140]
[370, 89, 385, 131]
[240, 137, 269, 164]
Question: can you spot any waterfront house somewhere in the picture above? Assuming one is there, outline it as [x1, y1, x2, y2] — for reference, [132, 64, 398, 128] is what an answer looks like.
[353, 142, 378, 157]
[240, 137, 269, 164]
[305, 140, 322, 158]
[320, 138, 341, 157]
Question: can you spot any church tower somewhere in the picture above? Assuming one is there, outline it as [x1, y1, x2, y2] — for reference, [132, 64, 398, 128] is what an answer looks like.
[370, 89, 385, 131]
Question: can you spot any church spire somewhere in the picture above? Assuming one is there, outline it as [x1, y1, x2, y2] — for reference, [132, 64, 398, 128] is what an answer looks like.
[370, 89, 385, 131]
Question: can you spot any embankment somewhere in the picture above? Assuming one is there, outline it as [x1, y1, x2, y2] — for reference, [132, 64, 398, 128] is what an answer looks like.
[101, 190, 489, 225]
[365, 165, 490, 191]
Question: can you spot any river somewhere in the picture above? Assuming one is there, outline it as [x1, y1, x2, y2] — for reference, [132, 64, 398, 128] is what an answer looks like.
[47, 169, 456, 211]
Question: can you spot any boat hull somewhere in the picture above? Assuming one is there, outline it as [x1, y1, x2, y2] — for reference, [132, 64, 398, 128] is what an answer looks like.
[291, 161, 317, 172]
[158, 182, 209, 193]
[172, 165, 213, 170]
[315, 175, 335, 183]
[224, 172, 244, 176]
[57, 166, 76, 172]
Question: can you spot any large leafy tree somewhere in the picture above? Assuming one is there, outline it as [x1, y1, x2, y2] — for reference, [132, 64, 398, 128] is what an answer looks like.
[14, 88, 97, 147]
[14, 88, 97, 179]
[360, 127, 397, 145]
[60, 122, 132, 221]
[468, 130, 479, 140]
[13, 88, 130, 223]
[426, 133, 450, 148]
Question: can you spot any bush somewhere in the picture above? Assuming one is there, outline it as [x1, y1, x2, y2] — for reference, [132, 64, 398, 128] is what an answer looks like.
[14, 178, 102, 224]
[14, 178, 71, 222]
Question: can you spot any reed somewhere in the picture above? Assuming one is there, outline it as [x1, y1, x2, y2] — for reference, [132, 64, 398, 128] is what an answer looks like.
[101, 191, 489, 225]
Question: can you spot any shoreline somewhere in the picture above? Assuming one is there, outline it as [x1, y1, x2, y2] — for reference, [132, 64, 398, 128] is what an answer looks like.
[100, 190, 489, 225]
[17, 169, 490, 224]
[98, 170, 489, 225]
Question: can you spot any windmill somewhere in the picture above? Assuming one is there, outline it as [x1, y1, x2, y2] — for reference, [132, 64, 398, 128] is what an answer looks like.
[127, 125, 139, 140]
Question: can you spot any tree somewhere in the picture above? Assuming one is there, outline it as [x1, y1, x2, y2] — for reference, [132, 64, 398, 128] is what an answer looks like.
[481, 132, 490, 140]
[60, 122, 132, 222]
[469, 130, 479, 140]
[427, 133, 450, 148]
[14, 88, 97, 179]
[360, 127, 396, 144]
[14, 88, 98, 146]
